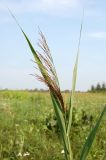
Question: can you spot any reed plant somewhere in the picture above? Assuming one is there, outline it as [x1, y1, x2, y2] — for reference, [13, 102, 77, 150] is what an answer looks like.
[10, 11, 106, 160]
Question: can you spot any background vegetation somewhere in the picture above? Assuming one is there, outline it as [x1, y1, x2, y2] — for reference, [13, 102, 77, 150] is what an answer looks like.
[90, 82, 106, 93]
[0, 90, 106, 160]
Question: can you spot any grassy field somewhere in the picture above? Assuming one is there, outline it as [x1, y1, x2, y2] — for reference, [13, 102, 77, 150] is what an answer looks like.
[0, 90, 106, 160]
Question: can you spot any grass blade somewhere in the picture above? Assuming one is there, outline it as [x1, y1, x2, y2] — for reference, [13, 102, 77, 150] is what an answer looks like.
[8, 9, 43, 68]
[51, 93, 73, 160]
[80, 105, 106, 160]
[67, 10, 84, 135]
[66, 52, 79, 135]
[51, 93, 68, 158]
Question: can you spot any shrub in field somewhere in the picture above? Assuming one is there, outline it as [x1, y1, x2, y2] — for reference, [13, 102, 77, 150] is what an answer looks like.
[10, 11, 106, 160]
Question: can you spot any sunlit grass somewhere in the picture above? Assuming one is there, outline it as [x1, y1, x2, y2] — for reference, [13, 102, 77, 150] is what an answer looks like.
[0, 91, 106, 159]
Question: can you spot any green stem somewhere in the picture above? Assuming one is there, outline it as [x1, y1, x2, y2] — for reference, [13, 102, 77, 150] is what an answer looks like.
[63, 134, 73, 160]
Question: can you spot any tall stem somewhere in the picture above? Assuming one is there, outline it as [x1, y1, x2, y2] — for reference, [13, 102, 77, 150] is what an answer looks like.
[63, 134, 73, 160]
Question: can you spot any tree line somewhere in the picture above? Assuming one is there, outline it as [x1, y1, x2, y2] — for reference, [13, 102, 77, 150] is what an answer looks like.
[90, 82, 106, 92]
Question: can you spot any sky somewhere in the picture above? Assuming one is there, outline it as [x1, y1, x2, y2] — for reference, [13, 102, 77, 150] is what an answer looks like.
[0, 0, 106, 91]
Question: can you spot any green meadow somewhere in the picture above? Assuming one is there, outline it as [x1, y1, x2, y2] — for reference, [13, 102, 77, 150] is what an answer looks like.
[0, 90, 106, 160]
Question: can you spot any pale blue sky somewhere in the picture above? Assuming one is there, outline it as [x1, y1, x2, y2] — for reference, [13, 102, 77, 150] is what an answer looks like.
[0, 0, 106, 91]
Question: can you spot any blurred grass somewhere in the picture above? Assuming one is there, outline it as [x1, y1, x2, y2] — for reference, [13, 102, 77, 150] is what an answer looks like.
[0, 90, 106, 160]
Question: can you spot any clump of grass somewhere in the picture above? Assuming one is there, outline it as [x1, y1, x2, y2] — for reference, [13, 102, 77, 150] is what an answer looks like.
[9, 10, 106, 160]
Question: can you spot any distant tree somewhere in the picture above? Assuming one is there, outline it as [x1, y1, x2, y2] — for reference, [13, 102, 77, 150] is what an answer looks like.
[91, 85, 95, 92]
[102, 82, 106, 91]
[90, 82, 106, 92]
[64, 90, 70, 93]
[96, 83, 101, 91]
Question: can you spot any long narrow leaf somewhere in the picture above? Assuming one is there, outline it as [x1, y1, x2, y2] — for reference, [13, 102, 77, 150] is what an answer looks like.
[8, 9, 43, 67]
[66, 52, 79, 135]
[50, 93, 71, 160]
[67, 10, 84, 135]
[80, 105, 106, 160]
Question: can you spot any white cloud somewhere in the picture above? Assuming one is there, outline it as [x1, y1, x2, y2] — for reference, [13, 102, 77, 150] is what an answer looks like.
[87, 32, 106, 39]
[0, 0, 79, 14]
[40, 0, 78, 9]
